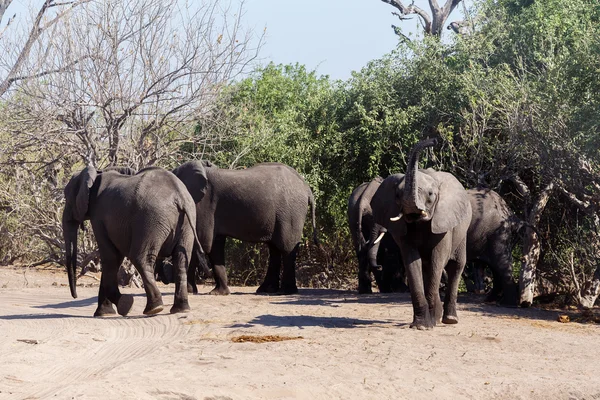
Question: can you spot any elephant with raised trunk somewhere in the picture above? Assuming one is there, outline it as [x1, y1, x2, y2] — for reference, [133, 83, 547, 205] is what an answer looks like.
[370, 138, 472, 329]
[172, 161, 318, 295]
[62, 165, 204, 317]
[356, 184, 521, 305]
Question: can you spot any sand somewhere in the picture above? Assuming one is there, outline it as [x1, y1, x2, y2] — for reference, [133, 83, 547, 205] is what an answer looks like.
[0, 265, 599, 400]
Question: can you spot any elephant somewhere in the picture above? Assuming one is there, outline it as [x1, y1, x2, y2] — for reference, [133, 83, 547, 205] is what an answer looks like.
[359, 185, 521, 305]
[347, 177, 407, 294]
[465, 188, 524, 306]
[370, 138, 472, 329]
[171, 160, 318, 295]
[62, 164, 205, 317]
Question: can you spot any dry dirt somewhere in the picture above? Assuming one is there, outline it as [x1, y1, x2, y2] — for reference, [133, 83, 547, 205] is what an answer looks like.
[1, 265, 599, 400]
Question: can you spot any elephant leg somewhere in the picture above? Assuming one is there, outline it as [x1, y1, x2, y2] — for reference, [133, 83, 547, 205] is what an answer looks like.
[170, 245, 191, 314]
[131, 253, 164, 315]
[442, 259, 464, 324]
[358, 248, 373, 294]
[399, 242, 432, 330]
[94, 269, 119, 317]
[257, 243, 282, 294]
[187, 255, 199, 295]
[208, 237, 230, 295]
[280, 243, 299, 294]
[423, 259, 443, 325]
[94, 233, 132, 317]
[492, 256, 518, 307]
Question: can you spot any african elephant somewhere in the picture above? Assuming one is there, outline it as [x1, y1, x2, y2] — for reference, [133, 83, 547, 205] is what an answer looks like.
[370, 138, 472, 329]
[171, 161, 318, 295]
[62, 165, 204, 317]
[347, 177, 407, 294]
[466, 188, 523, 305]
[362, 187, 521, 305]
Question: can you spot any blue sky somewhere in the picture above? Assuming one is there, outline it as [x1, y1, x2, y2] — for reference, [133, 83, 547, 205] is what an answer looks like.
[2, 0, 458, 81]
[243, 0, 407, 80]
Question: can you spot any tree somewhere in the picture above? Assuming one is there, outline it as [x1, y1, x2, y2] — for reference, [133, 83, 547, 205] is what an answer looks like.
[380, 0, 462, 37]
[0, 0, 261, 265]
[0, 0, 91, 98]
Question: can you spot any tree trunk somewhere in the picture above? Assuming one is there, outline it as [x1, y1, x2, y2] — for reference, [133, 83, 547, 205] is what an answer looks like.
[380, 0, 461, 38]
[578, 265, 600, 308]
[519, 182, 554, 307]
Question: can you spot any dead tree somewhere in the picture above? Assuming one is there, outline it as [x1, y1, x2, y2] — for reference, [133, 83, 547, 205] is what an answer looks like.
[380, 0, 462, 37]
[0, 0, 90, 98]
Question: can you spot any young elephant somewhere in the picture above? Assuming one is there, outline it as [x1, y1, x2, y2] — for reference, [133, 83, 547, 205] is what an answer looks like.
[62, 165, 204, 317]
[172, 160, 318, 295]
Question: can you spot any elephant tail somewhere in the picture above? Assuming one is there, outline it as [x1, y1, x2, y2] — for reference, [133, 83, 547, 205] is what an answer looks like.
[181, 206, 210, 277]
[308, 190, 320, 246]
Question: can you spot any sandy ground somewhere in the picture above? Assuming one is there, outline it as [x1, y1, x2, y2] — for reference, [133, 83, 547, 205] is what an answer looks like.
[0, 266, 599, 400]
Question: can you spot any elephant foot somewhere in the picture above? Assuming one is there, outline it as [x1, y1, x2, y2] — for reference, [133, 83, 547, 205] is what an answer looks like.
[209, 286, 231, 295]
[485, 292, 500, 303]
[170, 301, 191, 314]
[143, 299, 164, 315]
[187, 283, 199, 295]
[279, 285, 298, 295]
[358, 286, 373, 294]
[410, 315, 434, 330]
[256, 282, 279, 294]
[442, 314, 459, 324]
[93, 303, 117, 317]
[116, 294, 135, 317]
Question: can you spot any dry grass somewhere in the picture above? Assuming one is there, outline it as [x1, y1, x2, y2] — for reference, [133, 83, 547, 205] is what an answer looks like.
[230, 335, 304, 343]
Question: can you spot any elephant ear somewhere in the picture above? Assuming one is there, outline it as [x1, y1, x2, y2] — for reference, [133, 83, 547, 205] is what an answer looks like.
[74, 166, 97, 223]
[429, 171, 471, 234]
[172, 160, 208, 203]
[370, 173, 407, 236]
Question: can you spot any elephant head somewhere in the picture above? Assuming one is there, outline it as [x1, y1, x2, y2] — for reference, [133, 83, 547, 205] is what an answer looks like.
[171, 160, 209, 203]
[62, 166, 98, 299]
[390, 138, 469, 235]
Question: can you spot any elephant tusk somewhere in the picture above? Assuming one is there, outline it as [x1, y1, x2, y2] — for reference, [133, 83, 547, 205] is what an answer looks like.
[390, 213, 402, 222]
[373, 232, 385, 245]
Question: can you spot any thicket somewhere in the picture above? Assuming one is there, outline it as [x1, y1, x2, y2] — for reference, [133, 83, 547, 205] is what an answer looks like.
[1, 0, 598, 304]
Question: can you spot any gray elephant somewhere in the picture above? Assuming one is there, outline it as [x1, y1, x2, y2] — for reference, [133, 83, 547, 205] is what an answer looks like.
[171, 161, 318, 295]
[466, 188, 523, 305]
[359, 185, 521, 305]
[347, 177, 407, 294]
[370, 138, 472, 329]
[62, 165, 204, 317]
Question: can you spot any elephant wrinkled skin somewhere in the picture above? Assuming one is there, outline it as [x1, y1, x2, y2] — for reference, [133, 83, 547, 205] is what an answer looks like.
[347, 177, 407, 294]
[62, 165, 204, 317]
[172, 161, 318, 295]
[370, 139, 472, 330]
[356, 183, 521, 305]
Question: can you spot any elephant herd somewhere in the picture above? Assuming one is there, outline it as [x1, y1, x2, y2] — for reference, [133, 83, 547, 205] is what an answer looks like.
[63, 161, 317, 318]
[62, 139, 525, 330]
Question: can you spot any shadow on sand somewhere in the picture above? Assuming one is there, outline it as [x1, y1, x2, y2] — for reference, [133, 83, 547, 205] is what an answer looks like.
[230, 314, 401, 330]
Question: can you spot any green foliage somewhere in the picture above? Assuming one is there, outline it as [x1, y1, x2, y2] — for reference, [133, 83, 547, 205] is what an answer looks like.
[2, 0, 599, 297]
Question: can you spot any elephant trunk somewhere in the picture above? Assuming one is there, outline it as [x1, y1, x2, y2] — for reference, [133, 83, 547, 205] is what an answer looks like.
[404, 138, 437, 212]
[63, 219, 79, 299]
